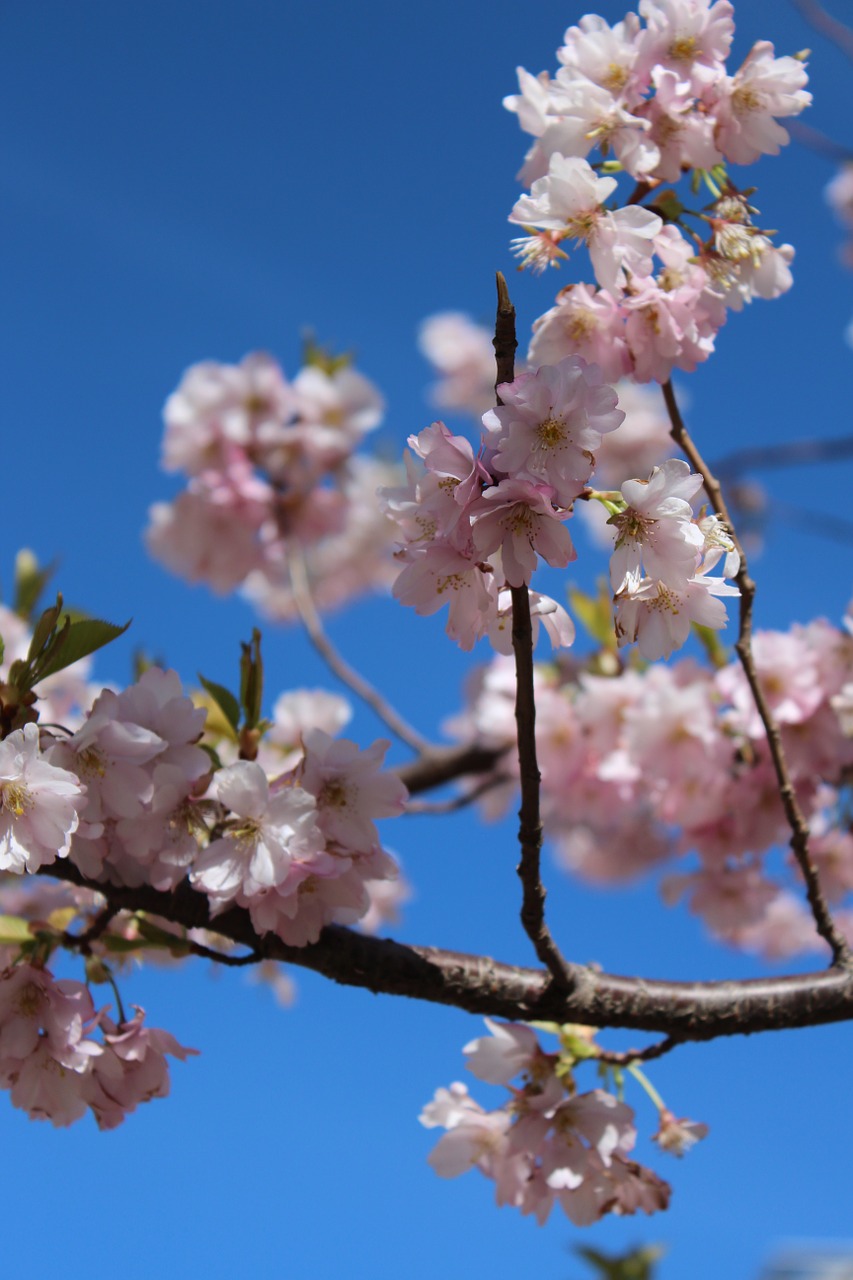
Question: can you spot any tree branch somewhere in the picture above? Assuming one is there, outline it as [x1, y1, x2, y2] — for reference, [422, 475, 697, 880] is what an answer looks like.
[595, 1035, 684, 1067]
[494, 273, 574, 987]
[395, 742, 508, 795]
[713, 432, 853, 477]
[792, 0, 853, 63]
[287, 544, 432, 755]
[662, 379, 852, 968]
[40, 859, 853, 1039]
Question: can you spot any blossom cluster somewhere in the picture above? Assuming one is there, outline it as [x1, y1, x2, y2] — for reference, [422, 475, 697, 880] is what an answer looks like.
[382, 357, 620, 651]
[0, 664, 407, 947]
[146, 352, 401, 617]
[383, 354, 738, 658]
[505, 1, 810, 381]
[0, 962, 194, 1128]
[0, 599, 411, 1125]
[421, 1018, 701, 1225]
[609, 457, 740, 660]
[448, 610, 853, 955]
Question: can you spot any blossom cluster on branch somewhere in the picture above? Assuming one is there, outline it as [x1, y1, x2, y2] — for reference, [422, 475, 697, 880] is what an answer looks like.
[145, 349, 401, 617]
[0, 601, 407, 1124]
[505, 0, 809, 382]
[1, 0, 851, 1242]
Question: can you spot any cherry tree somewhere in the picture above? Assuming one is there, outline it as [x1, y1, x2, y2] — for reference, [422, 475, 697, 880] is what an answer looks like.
[2, 0, 853, 1261]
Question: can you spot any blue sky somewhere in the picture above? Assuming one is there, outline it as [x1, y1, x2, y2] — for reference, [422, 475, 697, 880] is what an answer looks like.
[1, 2, 853, 1277]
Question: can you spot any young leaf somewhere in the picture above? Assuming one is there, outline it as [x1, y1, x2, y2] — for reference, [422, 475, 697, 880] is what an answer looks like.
[14, 549, 57, 623]
[239, 629, 264, 730]
[198, 674, 241, 733]
[0, 914, 34, 944]
[35, 617, 131, 682]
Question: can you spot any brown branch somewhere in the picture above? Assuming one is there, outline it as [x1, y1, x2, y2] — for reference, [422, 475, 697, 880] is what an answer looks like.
[404, 772, 514, 815]
[287, 545, 432, 755]
[495, 272, 573, 987]
[713, 433, 853, 477]
[595, 1035, 684, 1067]
[395, 741, 508, 794]
[38, 859, 853, 1039]
[662, 379, 852, 968]
[792, 0, 853, 63]
[62, 903, 116, 953]
[787, 118, 853, 164]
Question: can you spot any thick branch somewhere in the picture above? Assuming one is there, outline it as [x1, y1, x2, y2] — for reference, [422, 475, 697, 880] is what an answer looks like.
[41, 859, 853, 1039]
[662, 379, 852, 967]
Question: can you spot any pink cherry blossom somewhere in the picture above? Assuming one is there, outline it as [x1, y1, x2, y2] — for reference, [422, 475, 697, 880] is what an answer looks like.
[528, 285, 632, 384]
[615, 571, 739, 660]
[484, 358, 625, 507]
[191, 763, 323, 909]
[300, 730, 408, 852]
[509, 154, 662, 295]
[463, 1019, 541, 1085]
[712, 41, 811, 166]
[470, 478, 576, 587]
[0, 724, 84, 873]
[418, 313, 502, 419]
[610, 459, 705, 592]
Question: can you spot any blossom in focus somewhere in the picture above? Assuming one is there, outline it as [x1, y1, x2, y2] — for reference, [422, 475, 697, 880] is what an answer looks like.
[483, 357, 625, 507]
[300, 730, 408, 852]
[0, 724, 84, 873]
[614, 571, 739, 660]
[191, 762, 324, 908]
[609, 459, 705, 592]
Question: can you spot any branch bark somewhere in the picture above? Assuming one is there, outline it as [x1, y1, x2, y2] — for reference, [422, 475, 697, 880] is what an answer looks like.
[41, 859, 853, 1040]
[495, 272, 573, 986]
[662, 378, 852, 968]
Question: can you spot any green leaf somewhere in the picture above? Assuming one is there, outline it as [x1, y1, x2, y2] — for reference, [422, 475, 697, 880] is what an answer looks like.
[0, 914, 34, 944]
[101, 934, 151, 954]
[133, 917, 191, 953]
[692, 622, 730, 669]
[199, 741, 224, 771]
[35, 616, 131, 682]
[198, 674, 241, 733]
[301, 331, 353, 375]
[27, 594, 65, 666]
[575, 1244, 665, 1280]
[14, 550, 57, 623]
[568, 579, 617, 651]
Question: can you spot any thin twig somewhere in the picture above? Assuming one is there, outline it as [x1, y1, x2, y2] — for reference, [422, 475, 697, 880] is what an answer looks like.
[287, 545, 432, 755]
[404, 773, 513, 815]
[495, 271, 574, 989]
[63, 904, 118, 954]
[792, 0, 853, 63]
[662, 379, 852, 968]
[713, 433, 853, 477]
[787, 118, 853, 164]
[396, 742, 509, 795]
[595, 1035, 683, 1067]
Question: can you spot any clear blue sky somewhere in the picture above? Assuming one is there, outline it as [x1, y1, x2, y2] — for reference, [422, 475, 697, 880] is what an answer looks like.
[1, 2, 852, 1277]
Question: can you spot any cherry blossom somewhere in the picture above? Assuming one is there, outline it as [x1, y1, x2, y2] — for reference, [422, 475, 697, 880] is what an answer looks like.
[0, 724, 84, 873]
[609, 458, 706, 592]
[509, 155, 662, 296]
